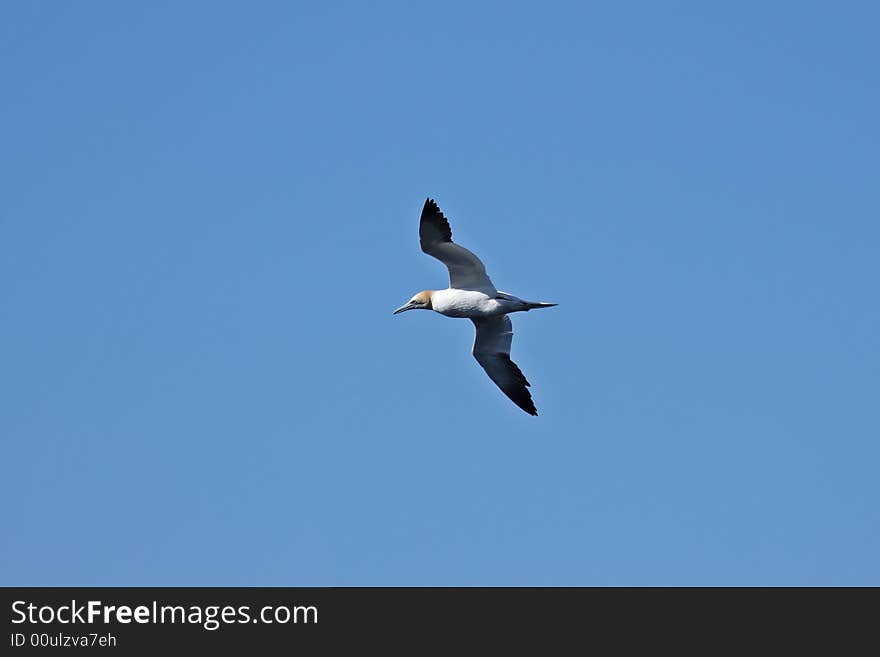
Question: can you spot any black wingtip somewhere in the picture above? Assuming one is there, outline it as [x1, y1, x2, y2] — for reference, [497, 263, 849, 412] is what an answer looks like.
[423, 198, 441, 217]
[422, 197, 440, 214]
[502, 383, 538, 416]
[419, 197, 452, 244]
[511, 401, 538, 416]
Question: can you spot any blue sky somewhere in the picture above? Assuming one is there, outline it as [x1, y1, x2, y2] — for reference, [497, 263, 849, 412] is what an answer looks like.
[2, 2, 878, 585]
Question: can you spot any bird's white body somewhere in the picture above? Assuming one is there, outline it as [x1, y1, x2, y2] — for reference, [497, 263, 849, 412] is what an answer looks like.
[430, 289, 524, 318]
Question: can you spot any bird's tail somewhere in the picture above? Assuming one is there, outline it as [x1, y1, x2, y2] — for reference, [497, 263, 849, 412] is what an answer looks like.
[525, 301, 558, 310]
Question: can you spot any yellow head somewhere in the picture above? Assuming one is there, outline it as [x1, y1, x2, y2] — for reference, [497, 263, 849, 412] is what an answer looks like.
[393, 290, 434, 314]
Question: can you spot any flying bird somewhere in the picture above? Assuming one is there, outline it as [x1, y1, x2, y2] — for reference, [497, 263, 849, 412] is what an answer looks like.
[393, 198, 557, 415]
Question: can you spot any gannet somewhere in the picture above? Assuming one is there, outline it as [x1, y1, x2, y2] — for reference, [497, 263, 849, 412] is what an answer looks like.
[393, 198, 557, 415]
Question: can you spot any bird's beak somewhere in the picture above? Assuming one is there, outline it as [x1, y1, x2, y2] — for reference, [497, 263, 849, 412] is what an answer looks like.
[393, 302, 417, 315]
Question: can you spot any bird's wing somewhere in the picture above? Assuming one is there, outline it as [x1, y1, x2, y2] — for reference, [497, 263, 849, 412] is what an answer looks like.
[419, 198, 497, 294]
[471, 315, 537, 416]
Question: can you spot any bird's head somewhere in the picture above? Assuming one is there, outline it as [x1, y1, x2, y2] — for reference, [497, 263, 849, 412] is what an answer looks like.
[393, 290, 434, 315]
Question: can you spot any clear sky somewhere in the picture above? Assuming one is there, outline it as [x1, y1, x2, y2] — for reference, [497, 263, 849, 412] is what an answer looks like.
[2, 2, 878, 585]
